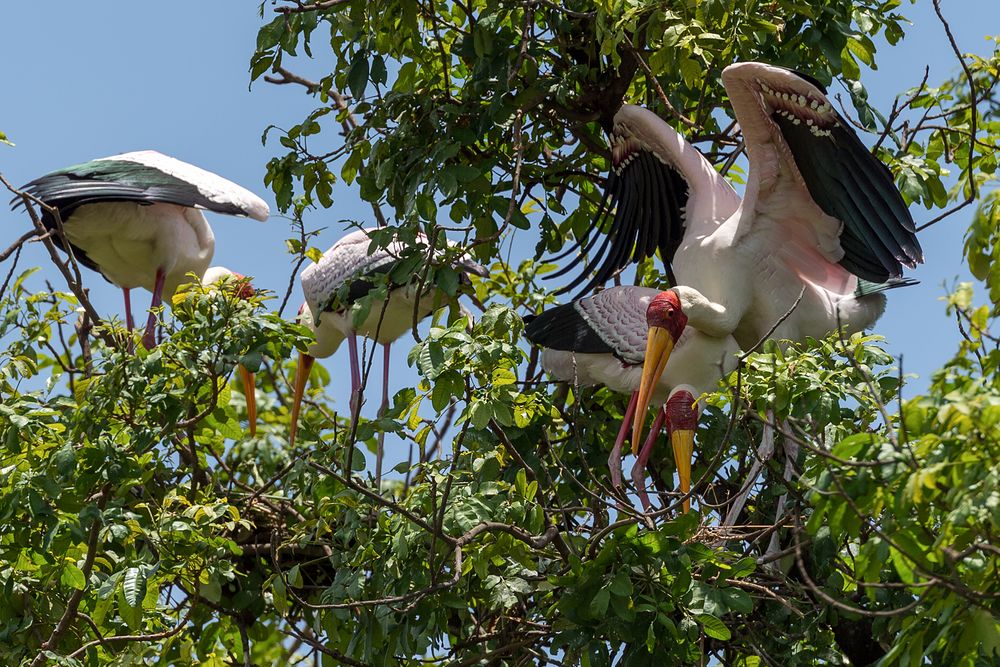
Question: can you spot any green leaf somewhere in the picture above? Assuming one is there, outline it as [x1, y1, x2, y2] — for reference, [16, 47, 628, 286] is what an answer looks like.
[590, 588, 610, 617]
[370, 54, 388, 85]
[122, 567, 147, 609]
[347, 52, 370, 100]
[61, 564, 86, 591]
[696, 614, 731, 641]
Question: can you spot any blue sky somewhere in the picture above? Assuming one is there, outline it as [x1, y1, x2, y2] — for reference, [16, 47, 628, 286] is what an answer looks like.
[1, 2, 997, 442]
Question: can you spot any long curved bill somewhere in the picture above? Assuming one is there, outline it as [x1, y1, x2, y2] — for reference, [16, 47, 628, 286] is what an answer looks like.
[671, 427, 694, 513]
[289, 352, 315, 449]
[630, 326, 676, 455]
[238, 364, 257, 438]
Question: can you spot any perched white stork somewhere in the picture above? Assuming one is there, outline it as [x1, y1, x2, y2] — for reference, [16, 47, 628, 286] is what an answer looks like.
[290, 227, 486, 483]
[524, 286, 739, 511]
[17, 150, 269, 348]
[551, 62, 922, 515]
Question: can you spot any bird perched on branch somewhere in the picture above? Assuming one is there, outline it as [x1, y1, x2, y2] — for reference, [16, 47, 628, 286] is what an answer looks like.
[15, 150, 269, 348]
[550, 62, 922, 514]
[524, 286, 739, 511]
[200, 266, 260, 438]
[289, 227, 486, 485]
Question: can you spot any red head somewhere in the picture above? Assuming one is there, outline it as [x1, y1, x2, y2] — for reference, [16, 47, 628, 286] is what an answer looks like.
[646, 290, 687, 341]
[229, 272, 256, 300]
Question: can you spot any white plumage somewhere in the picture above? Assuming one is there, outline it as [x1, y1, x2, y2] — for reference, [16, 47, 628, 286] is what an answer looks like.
[564, 63, 921, 349]
[299, 228, 477, 356]
[525, 286, 739, 509]
[18, 150, 269, 348]
[62, 202, 215, 300]
[289, 227, 486, 484]
[548, 63, 921, 513]
[107, 151, 270, 222]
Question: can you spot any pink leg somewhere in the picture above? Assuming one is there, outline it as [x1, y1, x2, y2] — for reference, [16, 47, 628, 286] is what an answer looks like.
[375, 343, 390, 490]
[122, 288, 135, 332]
[142, 268, 166, 349]
[630, 407, 668, 511]
[608, 392, 639, 489]
[347, 333, 362, 426]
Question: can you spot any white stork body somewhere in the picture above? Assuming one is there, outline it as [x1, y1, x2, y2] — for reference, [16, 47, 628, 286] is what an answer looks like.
[525, 286, 739, 509]
[19, 150, 269, 347]
[290, 227, 486, 484]
[553, 62, 922, 513]
[299, 229, 478, 356]
[62, 202, 215, 299]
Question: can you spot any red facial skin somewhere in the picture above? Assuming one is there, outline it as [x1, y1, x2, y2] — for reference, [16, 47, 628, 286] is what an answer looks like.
[646, 291, 687, 341]
[229, 272, 256, 300]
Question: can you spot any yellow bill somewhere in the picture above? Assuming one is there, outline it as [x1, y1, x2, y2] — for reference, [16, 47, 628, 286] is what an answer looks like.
[289, 352, 315, 449]
[238, 364, 257, 438]
[631, 326, 676, 455]
[671, 427, 694, 513]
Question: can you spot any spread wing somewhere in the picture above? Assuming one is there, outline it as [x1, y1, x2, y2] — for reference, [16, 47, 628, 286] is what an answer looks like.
[722, 62, 923, 283]
[547, 105, 741, 296]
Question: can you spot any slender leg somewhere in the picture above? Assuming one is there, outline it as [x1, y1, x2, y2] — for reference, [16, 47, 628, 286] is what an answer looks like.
[141, 268, 166, 349]
[722, 412, 776, 527]
[122, 288, 135, 332]
[375, 343, 390, 491]
[630, 407, 668, 511]
[347, 333, 362, 433]
[608, 392, 639, 489]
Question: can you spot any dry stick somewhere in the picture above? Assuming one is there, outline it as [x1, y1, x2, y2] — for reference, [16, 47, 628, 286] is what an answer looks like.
[278, 215, 310, 318]
[67, 602, 196, 660]
[874, 66, 930, 153]
[279, 623, 373, 667]
[0, 229, 37, 262]
[274, 0, 352, 14]
[0, 243, 25, 304]
[918, 0, 979, 233]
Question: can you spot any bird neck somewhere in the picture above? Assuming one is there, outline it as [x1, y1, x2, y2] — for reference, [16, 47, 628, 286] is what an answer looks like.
[672, 286, 735, 339]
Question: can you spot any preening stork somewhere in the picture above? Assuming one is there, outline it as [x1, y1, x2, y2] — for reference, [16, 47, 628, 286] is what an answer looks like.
[290, 228, 486, 483]
[16, 151, 269, 348]
[524, 286, 739, 511]
[553, 62, 922, 514]
[201, 266, 260, 438]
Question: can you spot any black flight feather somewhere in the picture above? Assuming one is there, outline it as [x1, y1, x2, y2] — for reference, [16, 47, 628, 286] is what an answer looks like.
[546, 145, 689, 297]
[523, 303, 615, 357]
[773, 111, 922, 282]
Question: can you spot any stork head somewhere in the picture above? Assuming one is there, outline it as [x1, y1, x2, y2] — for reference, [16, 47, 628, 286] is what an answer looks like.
[202, 266, 256, 300]
[631, 290, 689, 455]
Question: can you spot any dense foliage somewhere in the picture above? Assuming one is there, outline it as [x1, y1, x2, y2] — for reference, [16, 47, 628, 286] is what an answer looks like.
[1, 0, 998, 665]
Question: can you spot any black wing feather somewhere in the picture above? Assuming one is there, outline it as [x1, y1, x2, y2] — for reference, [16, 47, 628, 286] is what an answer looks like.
[546, 147, 689, 296]
[523, 303, 615, 356]
[774, 112, 922, 281]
